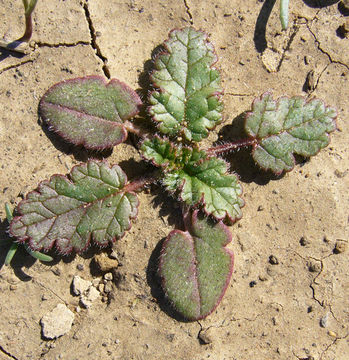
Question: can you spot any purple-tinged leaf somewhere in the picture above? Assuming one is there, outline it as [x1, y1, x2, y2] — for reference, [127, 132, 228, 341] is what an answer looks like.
[10, 161, 139, 254]
[39, 76, 142, 150]
[149, 27, 223, 142]
[245, 93, 337, 174]
[159, 210, 234, 320]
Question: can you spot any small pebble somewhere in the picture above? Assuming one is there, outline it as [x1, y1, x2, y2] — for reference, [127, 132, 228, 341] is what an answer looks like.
[328, 330, 337, 337]
[52, 267, 61, 276]
[257, 205, 264, 211]
[269, 255, 279, 265]
[98, 284, 105, 293]
[198, 328, 214, 345]
[41, 294, 48, 301]
[76, 264, 84, 271]
[41, 304, 74, 339]
[10, 284, 18, 291]
[94, 252, 119, 272]
[92, 278, 100, 287]
[320, 313, 329, 328]
[258, 275, 268, 281]
[249, 280, 257, 288]
[333, 240, 346, 254]
[300, 236, 310, 246]
[308, 261, 321, 273]
[104, 272, 113, 281]
[109, 250, 118, 260]
[104, 282, 113, 293]
[72, 276, 92, 296]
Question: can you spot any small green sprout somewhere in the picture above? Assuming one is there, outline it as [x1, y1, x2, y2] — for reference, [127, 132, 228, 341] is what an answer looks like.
[280, 0, 289, 30]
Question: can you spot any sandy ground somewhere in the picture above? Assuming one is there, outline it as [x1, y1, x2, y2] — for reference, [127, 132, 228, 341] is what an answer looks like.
[0, 1, 348, 359]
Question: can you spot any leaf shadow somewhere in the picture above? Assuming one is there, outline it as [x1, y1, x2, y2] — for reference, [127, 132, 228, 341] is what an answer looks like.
[0, 45, 26, 64]
[302, 0, 339, 7]
[338, 1, 349, 15]
[146, 237, 192, 322]
[149, 184, 185, 229]
[215, 112, 283, 185]
[135, 44, 166, 134]
[118, 158, 152, 182]
[254, 0, 277, 53]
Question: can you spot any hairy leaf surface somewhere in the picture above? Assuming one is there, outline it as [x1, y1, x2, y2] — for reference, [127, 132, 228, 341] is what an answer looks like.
[40, 76, 142, 149]
[246, 93, 337, 174]
[141, 136, 179, 169]
[164, 151, 244, 222]
[10, 161, 139, 254]
[149, 27, 223, 142]
[141, 137, 244, 221]
[159, 210, 234, 320]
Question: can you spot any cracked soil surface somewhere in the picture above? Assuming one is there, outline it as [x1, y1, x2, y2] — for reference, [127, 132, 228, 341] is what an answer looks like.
[0, 1, 348, 359]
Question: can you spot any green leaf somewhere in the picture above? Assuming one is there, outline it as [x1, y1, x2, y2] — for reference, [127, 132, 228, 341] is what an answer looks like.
[164, 149, 244, 222]
[149, 27, 223, 142]
[10, 161, 139, 254]
[245, 93, 337, 174]
[140, 136, 179, 169]
[141, 137, 243, 221]
[159, 210, 234, 320]
[40, 76, 142, 150]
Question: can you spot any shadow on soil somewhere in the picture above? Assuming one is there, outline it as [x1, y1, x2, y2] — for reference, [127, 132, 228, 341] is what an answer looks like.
[254, 0, 277, 53]
[303, 0, 339, 7]
[214, 112, 284, 185]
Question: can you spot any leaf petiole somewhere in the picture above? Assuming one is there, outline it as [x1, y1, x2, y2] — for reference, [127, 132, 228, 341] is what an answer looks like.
[206, 138, 257, 156]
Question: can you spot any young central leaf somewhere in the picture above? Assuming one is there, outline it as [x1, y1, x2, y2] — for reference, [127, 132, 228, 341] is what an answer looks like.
[39, 76, 142, 150]
[245, 93, 337, 174]
[149, 27, 223, 142]
[159, 210, 234, 320]
[10, 161, 139, 254]
[141, 137, 244, 222]
[166, 150, 244, 222]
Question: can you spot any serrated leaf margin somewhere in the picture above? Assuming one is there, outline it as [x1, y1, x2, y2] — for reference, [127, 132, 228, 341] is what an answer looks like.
[9, 161, 139, 255]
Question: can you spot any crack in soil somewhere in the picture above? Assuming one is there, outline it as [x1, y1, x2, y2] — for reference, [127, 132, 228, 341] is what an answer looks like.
[82, 1, 111, 79]
[0, 58, 34, 75]
[183, 0, 194, 25]
[34, 41, 90, 48]
[276, 24, 300, 72]
[306, 23, 349, 70]
[0, 344, 19, 360]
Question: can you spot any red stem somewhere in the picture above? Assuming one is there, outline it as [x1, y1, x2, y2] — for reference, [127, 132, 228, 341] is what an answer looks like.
[206, 138, 257, 156]
[123, 170, 161, 193]
[18, 14, 33, 42]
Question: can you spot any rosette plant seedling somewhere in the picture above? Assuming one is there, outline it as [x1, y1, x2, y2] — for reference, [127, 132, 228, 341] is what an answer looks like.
[5, 27, 336, 320]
